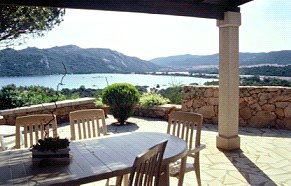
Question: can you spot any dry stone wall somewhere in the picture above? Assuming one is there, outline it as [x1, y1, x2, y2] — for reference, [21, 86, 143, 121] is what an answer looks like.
[182, 86, 291, 130]
[0, 98, 96, 126]
[133, 104, 181, 119]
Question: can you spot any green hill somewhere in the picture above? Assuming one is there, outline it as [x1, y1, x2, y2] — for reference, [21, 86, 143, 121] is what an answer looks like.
[0, 45, 159, 76]
[150, 51, 291, 67]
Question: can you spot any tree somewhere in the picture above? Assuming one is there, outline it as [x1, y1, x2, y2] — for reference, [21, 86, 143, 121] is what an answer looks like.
[0, 5, 65, 47]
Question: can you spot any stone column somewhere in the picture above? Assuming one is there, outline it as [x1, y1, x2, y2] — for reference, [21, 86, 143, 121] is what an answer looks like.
[216, 11, 241, 150]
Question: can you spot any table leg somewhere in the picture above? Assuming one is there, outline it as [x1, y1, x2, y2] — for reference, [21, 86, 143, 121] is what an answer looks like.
[0, 135, 5, 151]
[159, 164, 170, 186]
[178, 156, 187, 186]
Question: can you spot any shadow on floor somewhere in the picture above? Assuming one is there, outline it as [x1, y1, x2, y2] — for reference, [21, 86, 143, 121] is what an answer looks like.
[222, 149, 277, 186]
[107, 122, 139, 134]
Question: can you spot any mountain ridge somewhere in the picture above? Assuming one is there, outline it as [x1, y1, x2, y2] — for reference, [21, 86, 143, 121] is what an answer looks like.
[0, 45, 159, 76]
[150, 50, 291, 67]
[1, 45, 291, 77]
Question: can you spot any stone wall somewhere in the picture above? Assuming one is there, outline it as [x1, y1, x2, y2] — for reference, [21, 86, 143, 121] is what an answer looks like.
[182, 86, 291, 129]
[0, 97, 96, 126]
[133, 104, 181, 120]
[0, 97, 180, 125]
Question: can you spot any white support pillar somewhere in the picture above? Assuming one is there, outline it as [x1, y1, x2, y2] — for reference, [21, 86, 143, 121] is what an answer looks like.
[216, 11, 241, 150]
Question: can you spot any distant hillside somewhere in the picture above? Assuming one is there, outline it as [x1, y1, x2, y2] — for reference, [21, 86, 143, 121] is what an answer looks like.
[150, 51, 291, 67]
[0, 45, 159, 76]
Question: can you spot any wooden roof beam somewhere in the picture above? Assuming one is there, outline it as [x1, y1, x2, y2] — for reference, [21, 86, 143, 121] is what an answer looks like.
[0, 0, 240, 19]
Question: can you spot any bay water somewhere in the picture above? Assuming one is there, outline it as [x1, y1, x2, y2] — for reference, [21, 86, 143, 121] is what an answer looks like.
[0, 73, 217, 90]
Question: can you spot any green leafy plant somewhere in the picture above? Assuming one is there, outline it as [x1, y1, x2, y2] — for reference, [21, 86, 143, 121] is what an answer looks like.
[102, 83, 140, 124]
[95, 97, 106, 107]
[32, 137, 70, 152]
[139, 92, 169, 108]
[159, 80, 183, 104]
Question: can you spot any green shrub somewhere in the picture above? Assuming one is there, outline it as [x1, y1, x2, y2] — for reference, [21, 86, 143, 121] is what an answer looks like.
[204, 81, 219, 86]
[0, 84, 68, 109]
[139, 92, 169, 108]
[102, 83, 140, 124]
[159, 86, 182, 104]
[95, 97, 105, 107]
[157, 79, 183, 104]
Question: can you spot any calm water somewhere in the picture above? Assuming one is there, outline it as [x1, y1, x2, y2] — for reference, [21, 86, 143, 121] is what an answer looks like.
[0, 73, 217, 90]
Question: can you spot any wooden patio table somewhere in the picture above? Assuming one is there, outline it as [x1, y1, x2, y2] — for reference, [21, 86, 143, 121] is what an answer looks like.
[0, 132, 187, 186]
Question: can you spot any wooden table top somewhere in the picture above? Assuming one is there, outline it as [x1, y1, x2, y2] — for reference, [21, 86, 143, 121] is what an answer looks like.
[0, 132, 187, 186]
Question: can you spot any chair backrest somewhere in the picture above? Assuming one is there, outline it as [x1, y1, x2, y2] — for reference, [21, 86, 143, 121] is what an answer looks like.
[128, 140, 168, 186]
[69, 109, 107, 141]
[167, 111, 203, 151]
[15, 114, 58, 149]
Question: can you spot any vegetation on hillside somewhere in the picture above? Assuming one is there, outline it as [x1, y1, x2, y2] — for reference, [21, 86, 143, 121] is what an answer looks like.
[189, 68, 218, 75]
[189, 65, 291, 78]
[240, 76, 291, 86]
[151, 51, 291, 67]
[205, 76, 291, 87]
[0, 84, 69, 109]
[240, 65, 291, 77]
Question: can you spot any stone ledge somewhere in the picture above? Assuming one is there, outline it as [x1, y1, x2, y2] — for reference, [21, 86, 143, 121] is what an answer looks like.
[134, 104, 182, 119]
[0, 97, 96, 116]
[0, 97, 97, 126]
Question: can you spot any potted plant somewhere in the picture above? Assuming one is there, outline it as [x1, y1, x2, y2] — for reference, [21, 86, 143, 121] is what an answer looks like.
[102, 83, 140, 125]
[31, 137, 70, 161]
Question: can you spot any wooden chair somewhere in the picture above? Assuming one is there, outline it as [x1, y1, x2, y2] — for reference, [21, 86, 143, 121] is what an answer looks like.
[15, 114, 58, 149]
[116, 140, 168, 186]
[69, 109, 107, 141]
[167, 111, 206, 186]
[0, 125, 24, 151]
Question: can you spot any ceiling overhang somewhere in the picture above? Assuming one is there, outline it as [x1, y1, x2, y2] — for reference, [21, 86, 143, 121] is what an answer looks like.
[0, 0, 253, 20]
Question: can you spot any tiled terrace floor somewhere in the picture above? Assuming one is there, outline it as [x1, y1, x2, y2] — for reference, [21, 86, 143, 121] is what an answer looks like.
[1, 115, 291, 186]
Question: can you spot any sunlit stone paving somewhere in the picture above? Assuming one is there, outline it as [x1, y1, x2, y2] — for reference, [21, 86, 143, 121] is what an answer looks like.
[2, 115, 290, 186]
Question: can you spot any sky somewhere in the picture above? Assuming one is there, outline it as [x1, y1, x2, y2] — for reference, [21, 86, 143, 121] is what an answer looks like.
[12, 0, 291, 60]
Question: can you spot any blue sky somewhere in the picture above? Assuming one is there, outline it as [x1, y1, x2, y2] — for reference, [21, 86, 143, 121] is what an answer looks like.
[14, 0, 291, 60]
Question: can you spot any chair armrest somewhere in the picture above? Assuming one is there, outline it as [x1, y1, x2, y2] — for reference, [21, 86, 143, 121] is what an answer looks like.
[188, 144, 206, 154]
[105, 132, 114, 136]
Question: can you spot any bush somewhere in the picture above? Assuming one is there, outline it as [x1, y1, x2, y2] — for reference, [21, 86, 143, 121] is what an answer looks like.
[159, 86, 182, 104]
[95, 97, 105, 107]
[139, 92, 169, 108]
[102, 83, 140, 124]
[204, 81, 219, 86]
[0, 84, 68, 109]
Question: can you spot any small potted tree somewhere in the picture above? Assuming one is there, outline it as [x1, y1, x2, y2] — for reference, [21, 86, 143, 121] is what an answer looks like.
[102, 83, 140, 125]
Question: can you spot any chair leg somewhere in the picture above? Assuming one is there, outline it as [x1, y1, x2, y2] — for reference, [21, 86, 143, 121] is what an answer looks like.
[105, 179, 110, 186]
[20, 133, 24, 146]
[178, 156, 187, 186]
[123, 174, 129, 186]
[115, 176, 123, 186]
[194, 154, 201, 186]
